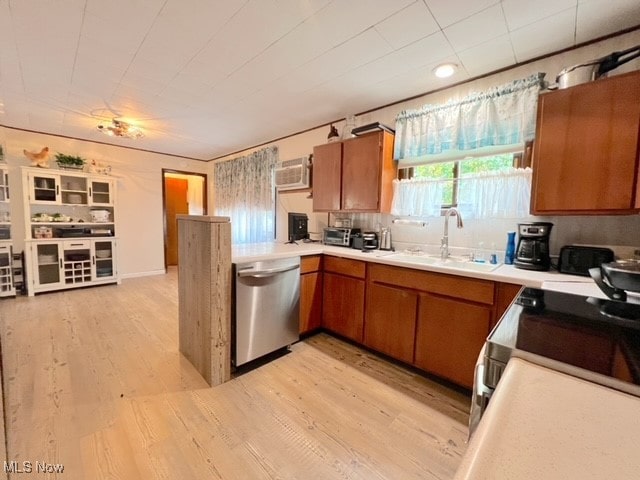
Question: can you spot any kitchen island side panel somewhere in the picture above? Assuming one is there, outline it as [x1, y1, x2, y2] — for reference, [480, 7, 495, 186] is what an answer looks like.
[177, 215, 231, 386]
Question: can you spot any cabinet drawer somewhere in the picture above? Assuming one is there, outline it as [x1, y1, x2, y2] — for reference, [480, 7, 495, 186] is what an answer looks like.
[300, 255, 323, 274]
[323, 256, 366, 279]
[369, 263, 494, 305]
[62, 240, 91, 250]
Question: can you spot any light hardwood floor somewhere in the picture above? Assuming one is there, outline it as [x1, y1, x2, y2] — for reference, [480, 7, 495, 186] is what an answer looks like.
[0, 270, 470, 479]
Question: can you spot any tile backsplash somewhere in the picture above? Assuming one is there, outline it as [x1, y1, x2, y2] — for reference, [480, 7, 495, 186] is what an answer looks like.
[344, 212, 640, 261]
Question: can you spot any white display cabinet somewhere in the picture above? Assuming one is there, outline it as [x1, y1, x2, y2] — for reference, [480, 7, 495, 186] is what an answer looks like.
[22, 167, 120, 295]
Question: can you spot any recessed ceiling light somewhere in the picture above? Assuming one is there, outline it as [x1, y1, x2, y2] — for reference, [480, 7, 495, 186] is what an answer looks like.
[433, 63, 458, 78]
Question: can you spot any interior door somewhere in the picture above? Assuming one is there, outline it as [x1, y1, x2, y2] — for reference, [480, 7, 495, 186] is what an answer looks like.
[164, 177, 189, 266]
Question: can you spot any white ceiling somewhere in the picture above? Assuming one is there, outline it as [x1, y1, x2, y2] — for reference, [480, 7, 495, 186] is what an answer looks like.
[0, 0, 639, 161]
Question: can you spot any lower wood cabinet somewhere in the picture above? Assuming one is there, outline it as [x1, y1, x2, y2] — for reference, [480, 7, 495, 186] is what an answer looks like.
[322, 256, 366, 342]
[364, 282, 418, 364]
[316, 257, 523, 390]
[364, 263, 496, 389]
[300, 255, 323, 335]
[414, 294, 492, 388]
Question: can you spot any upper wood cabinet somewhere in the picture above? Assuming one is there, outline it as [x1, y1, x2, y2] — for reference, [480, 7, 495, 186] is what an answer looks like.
[531, 70, 640, 214]
[312, 131, 397, 212]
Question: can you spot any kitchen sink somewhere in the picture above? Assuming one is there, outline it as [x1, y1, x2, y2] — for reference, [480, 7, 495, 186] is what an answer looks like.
[386, 253, 501, 272]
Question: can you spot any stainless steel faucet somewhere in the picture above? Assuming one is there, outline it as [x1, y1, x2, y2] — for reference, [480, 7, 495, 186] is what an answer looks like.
[441, 207, 464, 260]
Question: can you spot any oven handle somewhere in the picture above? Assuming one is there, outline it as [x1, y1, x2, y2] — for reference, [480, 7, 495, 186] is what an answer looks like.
[237, 264, 300, 278]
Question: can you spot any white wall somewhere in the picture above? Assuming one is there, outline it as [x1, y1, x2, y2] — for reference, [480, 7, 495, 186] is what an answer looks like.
[210, 30, 640, 258]
[1, 128, 208, 277]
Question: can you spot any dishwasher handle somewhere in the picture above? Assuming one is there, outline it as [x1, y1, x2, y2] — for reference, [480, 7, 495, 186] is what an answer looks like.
[237, 264, 300, 278]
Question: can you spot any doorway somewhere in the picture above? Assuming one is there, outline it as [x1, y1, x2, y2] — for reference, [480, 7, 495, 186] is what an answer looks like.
[162, 169, 207, 267]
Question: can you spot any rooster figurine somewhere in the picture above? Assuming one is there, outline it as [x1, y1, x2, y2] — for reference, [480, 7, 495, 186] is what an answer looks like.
[23, 147, 50, 168]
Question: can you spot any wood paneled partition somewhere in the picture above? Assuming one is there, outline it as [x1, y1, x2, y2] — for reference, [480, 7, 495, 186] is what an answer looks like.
[177, 215, 232, 386]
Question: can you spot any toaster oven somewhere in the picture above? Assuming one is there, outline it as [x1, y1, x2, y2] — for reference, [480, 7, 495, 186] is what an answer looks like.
[323, 227, 359, 247]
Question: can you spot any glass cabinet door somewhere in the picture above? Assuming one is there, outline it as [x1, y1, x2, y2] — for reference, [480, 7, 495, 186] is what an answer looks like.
[30, 173, 60, 204]
[0, 169, 8, 202]
[59, 174, 88, 205]
[92, 239, 116, 280]
[34, 242, 62, 286]
[0, 244, 13, 296]
[89, 179, 113, 206]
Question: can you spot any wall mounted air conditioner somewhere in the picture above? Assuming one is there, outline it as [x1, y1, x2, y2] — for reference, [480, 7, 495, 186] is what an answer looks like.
[274, 156, 310, 191]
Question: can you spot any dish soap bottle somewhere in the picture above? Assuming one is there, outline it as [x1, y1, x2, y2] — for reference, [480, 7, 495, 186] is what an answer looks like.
[505, 231, 516, 265]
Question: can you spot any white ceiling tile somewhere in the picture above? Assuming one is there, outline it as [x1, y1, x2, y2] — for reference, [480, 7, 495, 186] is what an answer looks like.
[502, 0, 577, 31]
[277, 28, 394, 95]
[444, 4, 509, 52]
[80, 13, 147, 55]
[374, 1, 440, 49]
[301, 0, 414, 47]
[424, 0, 500, 28]
[576, 0, 640, 43]
[457, 34, 517, 76]
[510, 8, 577, 62]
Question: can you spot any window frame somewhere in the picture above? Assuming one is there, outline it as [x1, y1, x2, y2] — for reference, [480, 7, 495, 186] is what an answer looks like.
[400, 141, 532, 213]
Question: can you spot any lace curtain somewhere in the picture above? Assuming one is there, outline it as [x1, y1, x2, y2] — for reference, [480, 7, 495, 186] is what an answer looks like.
[391, 168, 532, 219]
[214, 146, 278, 244]
[394, 73, 544, 164]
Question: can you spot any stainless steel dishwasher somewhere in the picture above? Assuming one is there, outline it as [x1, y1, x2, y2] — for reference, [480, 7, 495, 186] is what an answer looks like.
[234, 256, 300, 366]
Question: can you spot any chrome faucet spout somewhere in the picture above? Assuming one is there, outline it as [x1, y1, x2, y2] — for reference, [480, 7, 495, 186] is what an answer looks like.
[441, 208, 464, 260]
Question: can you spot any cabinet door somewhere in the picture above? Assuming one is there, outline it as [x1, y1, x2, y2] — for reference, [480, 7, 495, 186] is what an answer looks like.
[0, 168, 9, 202]
[364, 282, 417, 364]
[414, 294, 491, 389]
[28, 172, 60, 204]
[0, 244, 13, 296]
[300, 271, 322, 334]
[59, 174, 89, 205]
[322, 272, 364, 342]
[32, 242, 63, 287]
[90, 178, 114, 206]
[92, 239, 117, 280]
[312, 142, 342, 211]
[342, 132, 382, 211]
[531, 71, 640, 214]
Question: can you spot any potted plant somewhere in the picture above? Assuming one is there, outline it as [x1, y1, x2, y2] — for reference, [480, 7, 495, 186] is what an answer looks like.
[55, 153, 86, 170]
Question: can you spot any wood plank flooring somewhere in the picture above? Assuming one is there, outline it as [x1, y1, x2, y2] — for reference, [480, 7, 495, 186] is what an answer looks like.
[0, 270, 470, 479]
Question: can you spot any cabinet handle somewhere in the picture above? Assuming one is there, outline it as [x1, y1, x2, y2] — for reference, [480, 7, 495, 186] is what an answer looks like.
[89, 187, 92, 197]
[69, 243, 84, 247]
[56, 185, 60, 196]
[92, 256, 95, 265]
[59, 258, 62, 268]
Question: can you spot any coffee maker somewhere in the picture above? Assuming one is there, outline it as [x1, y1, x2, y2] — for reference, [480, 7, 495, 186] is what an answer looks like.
[514, 222, 553, 271]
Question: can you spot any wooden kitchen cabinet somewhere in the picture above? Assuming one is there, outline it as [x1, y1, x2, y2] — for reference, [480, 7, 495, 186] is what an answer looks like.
[322, 256, 366, 342]
[312, 131, 396, 212]
[312, 142, 342, 211]
[364, 282, 418, 364]
[531, 70, 640, 214]
[364, 263, 494, 389]
[299, 255, 323, 335]
[414, 294, 492, 389]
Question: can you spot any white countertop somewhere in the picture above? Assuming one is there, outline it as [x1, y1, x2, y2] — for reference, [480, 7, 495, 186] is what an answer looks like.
[454, 357, 640, 480]
[232, 242, 603, 298]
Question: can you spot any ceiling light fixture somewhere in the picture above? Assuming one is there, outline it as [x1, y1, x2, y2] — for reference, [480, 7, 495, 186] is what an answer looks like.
[97, 119, 144, 139]
[433, 63, 458, 78]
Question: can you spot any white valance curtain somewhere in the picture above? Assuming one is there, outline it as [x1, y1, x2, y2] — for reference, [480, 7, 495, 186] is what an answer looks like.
[391, 167, 532, 219]
[214, 146, 278, 244]
[394, 73, 544, 165]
